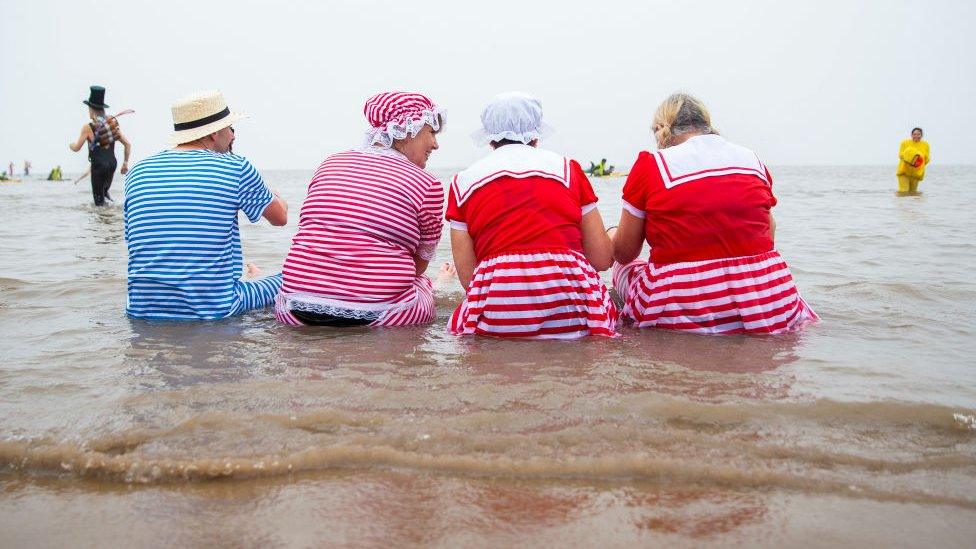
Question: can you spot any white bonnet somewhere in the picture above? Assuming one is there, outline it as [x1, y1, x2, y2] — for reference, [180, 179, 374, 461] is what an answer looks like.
[471, 91, 554, 146]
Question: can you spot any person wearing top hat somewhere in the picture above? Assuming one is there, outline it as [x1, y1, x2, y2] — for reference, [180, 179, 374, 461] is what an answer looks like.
[122, 90, 288, 320]
[69, 85, 132, 205]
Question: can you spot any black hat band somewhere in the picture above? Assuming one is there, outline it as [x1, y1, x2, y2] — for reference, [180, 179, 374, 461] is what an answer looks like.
[173, 107, 230, 131]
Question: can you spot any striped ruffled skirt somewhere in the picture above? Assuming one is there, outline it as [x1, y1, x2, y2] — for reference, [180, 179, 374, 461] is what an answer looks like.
[449, 250, 617, 339]
[612, 250, 818, 334]
[275, 275, 436, 327]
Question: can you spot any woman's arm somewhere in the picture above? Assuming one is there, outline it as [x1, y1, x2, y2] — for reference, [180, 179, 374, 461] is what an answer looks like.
[69, 125, 92, 152]
[415, 180, 445, 277]
[611, 210, 646, 264]
[580, 208, 614, 271]
[769, 212, 777, 243]
[117, 131, 132, 174]
[413, 256, 431, 276]
[450, 229, 477, 290]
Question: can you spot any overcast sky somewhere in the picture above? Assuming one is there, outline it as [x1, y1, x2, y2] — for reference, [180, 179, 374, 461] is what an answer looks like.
[1, 0, 973, 173]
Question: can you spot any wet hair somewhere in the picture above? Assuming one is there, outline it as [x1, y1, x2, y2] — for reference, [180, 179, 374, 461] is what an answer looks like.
[652, 93, 717, 148]
[911, 127, 923, 136]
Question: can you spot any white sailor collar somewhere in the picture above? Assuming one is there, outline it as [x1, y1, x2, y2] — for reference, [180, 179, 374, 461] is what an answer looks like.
[452, 144, 570, 206]
[653, 134, 769, 189]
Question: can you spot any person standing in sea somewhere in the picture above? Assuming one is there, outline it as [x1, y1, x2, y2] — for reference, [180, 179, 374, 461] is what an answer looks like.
[896, 127, 930, 195]
[68, 85, 132, 205]
[123, 90, 288, 320]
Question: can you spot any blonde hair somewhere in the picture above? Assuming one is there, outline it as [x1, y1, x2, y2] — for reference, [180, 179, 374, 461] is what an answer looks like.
[652, 93, 716, 148]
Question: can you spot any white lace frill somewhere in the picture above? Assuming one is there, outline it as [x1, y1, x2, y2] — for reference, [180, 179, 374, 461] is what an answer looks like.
[363, 106, 446, 149]
[288, 300, 382, 321]
[284, 292, 416, 320]
[470, 122, 554, 147]
[356, 145, 410, 161]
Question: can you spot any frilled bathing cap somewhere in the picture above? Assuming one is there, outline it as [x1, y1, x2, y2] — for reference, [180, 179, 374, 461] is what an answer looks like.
[472, 91, 553, 146]
[363, 91, 445, 149]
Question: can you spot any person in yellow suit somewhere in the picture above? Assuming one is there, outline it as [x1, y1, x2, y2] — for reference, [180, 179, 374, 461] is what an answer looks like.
[896, 127, 930, 194]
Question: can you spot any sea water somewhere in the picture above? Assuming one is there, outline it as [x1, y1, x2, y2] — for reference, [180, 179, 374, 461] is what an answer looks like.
[1, 165, 974, 546]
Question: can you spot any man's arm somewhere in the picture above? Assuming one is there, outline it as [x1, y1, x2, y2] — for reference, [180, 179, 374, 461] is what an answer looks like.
[262, 191, 288, 226]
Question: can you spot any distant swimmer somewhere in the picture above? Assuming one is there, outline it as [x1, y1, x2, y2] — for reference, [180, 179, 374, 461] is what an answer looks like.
[23, 160, 31, 176]
[896, 127, 930, 195]
[47, 165, 63, 181]
[69, 85, 133, 206]
[587, 157, 615, 177]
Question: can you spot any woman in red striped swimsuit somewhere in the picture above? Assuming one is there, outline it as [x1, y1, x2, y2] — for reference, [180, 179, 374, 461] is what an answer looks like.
[275, 92, 446, 327]
[610, 93, 817, 335]
[447, 92, 617, 339]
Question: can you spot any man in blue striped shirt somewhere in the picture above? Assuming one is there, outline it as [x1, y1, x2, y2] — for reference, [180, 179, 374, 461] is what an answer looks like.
[123, 90, 288, 320]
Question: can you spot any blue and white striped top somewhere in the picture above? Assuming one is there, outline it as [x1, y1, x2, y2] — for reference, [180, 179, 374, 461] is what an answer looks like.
[123, 149, 274, 320]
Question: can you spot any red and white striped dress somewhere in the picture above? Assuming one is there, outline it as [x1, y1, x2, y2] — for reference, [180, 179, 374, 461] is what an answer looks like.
[614, 135, 817, 334]
[276, 147, 443, 326]
[446, 144, 617, 339]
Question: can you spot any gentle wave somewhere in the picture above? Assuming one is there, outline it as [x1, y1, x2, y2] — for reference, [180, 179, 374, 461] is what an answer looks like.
[2, 439, 974, 510]
[0, 277, 29, 291]
[2, 399, 973, 510]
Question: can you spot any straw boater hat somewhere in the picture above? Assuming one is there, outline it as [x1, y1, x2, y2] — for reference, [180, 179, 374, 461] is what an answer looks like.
[169, 90, 248, 145]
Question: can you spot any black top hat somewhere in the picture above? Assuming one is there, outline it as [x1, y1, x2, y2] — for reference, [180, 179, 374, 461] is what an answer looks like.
[83, 85, 110, 109]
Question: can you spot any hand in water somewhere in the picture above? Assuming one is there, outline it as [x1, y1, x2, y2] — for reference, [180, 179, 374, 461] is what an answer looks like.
[434, 262, 457, 288]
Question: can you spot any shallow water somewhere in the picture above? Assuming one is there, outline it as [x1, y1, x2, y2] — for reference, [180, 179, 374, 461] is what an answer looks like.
[1, 165, 975, 546]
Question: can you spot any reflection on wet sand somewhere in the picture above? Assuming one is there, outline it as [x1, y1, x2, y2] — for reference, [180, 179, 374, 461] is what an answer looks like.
[5, 471, 975, 547]
[624, 487, 768, 538]
[125, 317, 265, 389]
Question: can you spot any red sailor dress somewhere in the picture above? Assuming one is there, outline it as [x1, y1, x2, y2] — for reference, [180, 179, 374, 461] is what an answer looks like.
[613, 135, 818, 334]
[447, 144, 617, 339]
